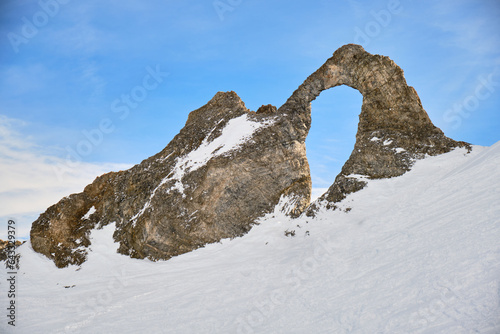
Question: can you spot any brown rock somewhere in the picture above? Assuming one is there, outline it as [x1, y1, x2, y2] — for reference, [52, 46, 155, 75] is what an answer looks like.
[30, 44, 469, 268]
[31, 91, 310, 268]
[256, 104, 278, 114]
[0, 239, 24, 265]
[276, 44, 469, 213]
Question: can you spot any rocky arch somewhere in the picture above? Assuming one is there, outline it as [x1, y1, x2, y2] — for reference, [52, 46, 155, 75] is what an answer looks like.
[278, 44, 467, 211]
[305, 85, 361, 192]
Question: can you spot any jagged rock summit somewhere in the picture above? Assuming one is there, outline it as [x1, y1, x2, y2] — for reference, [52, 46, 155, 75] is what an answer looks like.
[30, 44, 468, 267]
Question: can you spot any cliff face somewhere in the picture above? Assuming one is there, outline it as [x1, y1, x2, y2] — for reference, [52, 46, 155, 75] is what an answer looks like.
[30, 44, 468, 268]
[31, 92, 311, 268]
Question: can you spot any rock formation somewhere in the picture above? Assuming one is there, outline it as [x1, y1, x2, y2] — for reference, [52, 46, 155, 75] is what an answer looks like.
[30, 44, 469, 268]
[0, 240, 24, 262]
[276, 44, 469, 212]
[31, 92, 311, 268]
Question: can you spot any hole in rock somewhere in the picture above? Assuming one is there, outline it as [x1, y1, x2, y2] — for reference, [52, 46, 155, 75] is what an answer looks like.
[306, 85, 362, 201]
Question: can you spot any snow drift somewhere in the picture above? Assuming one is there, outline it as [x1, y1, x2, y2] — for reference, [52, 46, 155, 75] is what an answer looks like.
[3, 142, 499, 333]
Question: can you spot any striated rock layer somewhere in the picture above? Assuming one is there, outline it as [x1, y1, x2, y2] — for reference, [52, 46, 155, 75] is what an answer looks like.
[30, 44, 468, 267]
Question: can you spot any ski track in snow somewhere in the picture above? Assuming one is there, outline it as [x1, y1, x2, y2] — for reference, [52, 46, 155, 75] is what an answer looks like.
[2, 143, 500, 333]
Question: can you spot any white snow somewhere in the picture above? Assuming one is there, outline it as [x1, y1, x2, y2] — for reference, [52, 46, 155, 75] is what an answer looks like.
[82, 206, 96, 220]
[394, 147, 406, 153]
[173, 114, 274, 176]
[311, 188, 329, 201]
[370, 136, 381, 142]
[2, 142, 500, 333]
[383, 139, 393, 146]
[159, 152, 173, 162]
[346, 174, 371, 182]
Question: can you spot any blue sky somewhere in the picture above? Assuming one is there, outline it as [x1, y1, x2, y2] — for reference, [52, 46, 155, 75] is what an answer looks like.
[1, 0, 499, 238]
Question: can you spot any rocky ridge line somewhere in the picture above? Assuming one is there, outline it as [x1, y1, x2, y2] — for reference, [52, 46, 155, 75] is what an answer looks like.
[31, 92, 310, 267]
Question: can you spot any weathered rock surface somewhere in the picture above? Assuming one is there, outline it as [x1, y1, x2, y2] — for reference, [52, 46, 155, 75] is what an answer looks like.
[31, 92, 311, 268]
[0, 240, 24, 262]
[276, 44, 469, 213]
[30, 44, 469, 268]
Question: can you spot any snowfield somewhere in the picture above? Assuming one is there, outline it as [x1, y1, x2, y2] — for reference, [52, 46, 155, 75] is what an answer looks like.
[2, 142, 499, 333]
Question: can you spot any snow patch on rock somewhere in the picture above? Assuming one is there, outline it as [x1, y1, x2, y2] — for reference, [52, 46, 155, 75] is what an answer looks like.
[83, 206, 96, 220]
[131, 114, 275, 225]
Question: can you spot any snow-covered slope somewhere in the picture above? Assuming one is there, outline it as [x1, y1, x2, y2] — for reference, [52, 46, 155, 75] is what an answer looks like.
[2, 143, 500, 333]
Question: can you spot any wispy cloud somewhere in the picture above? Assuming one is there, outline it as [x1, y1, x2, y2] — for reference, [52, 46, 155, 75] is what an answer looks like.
[0, 63, 54, 97]
[43, 18, 103, 55]
[77, 61, 108, 102]
[428, 1, 500, 60]
[0, 115, 131, 239]
[435, 19, 499, 60]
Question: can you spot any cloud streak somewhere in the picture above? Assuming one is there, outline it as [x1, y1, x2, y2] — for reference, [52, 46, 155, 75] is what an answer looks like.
[0, 115, 131, 239]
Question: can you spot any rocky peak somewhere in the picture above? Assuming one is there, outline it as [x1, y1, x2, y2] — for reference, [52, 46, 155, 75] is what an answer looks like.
[31, 91, 310, 268]
[30, 44, 468, 268]
[256, 104, 278, 114]
[186, 91, 247, 125]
